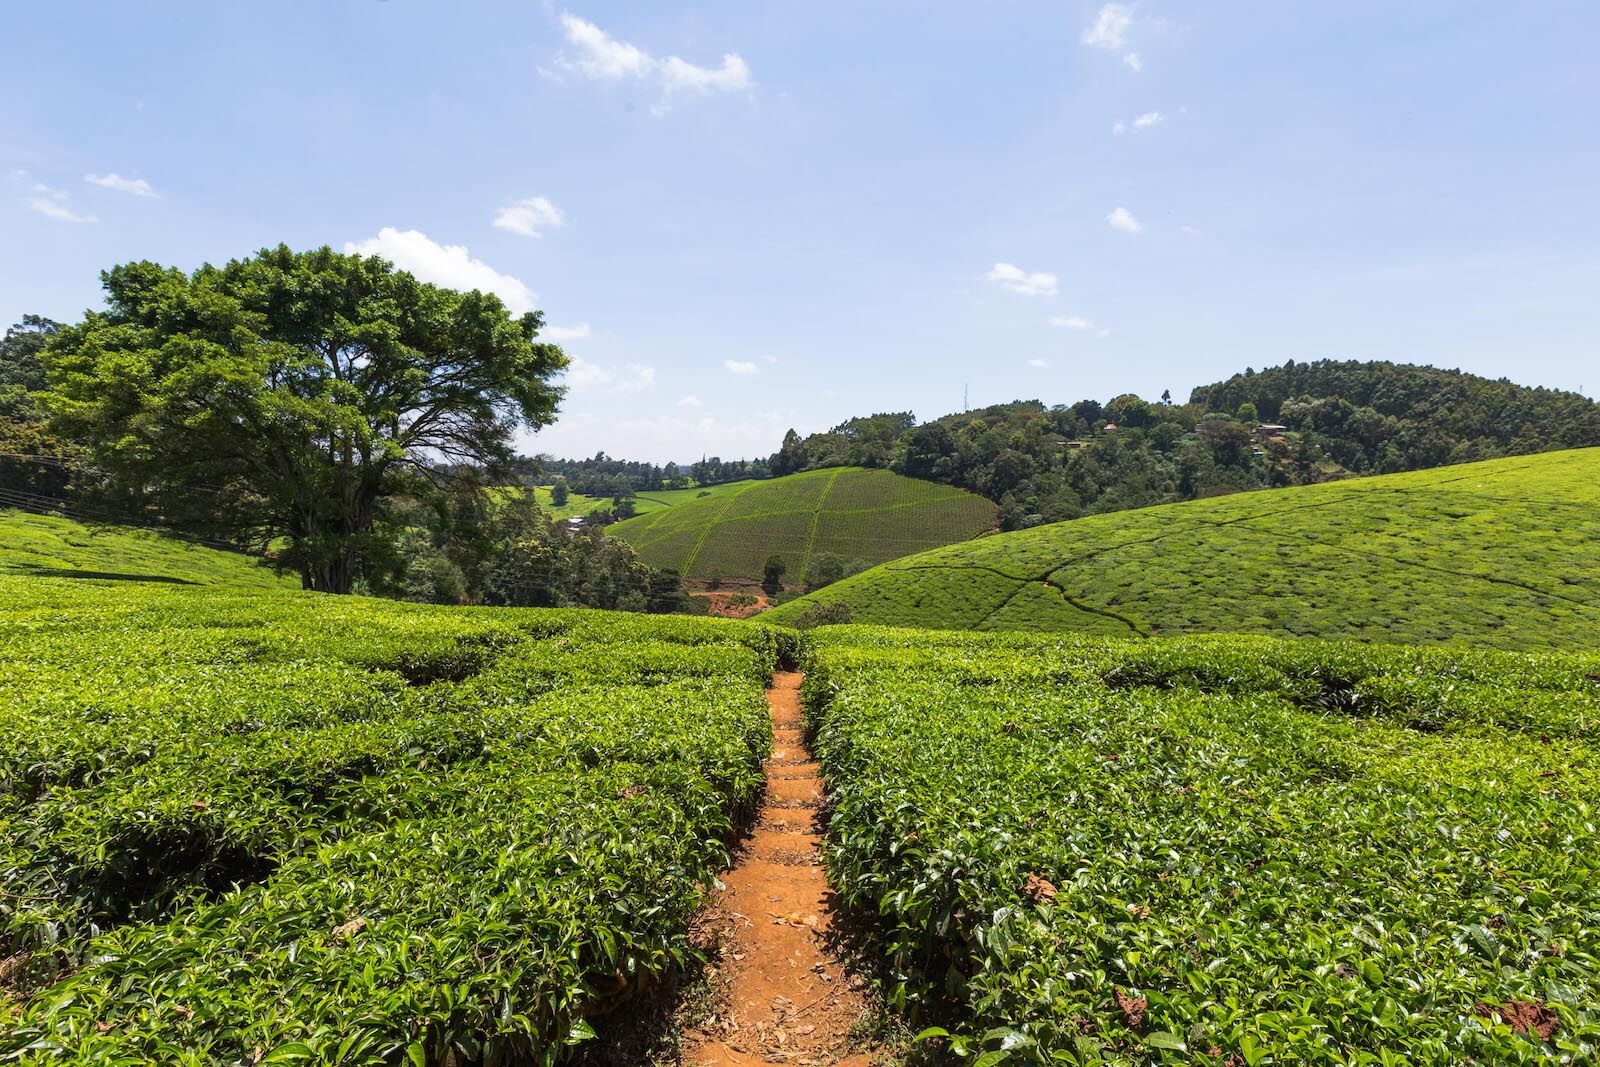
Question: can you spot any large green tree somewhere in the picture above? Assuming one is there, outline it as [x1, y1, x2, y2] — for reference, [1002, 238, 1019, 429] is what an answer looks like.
[43, 245, 568, 592]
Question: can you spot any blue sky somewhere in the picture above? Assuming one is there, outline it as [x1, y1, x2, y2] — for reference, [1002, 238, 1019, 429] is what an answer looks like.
[4, 2, 1598, 463]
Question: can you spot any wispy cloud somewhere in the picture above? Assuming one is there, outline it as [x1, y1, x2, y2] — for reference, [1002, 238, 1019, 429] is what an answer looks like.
[1049, 315, 1095, 330]
[1028, 358, 1051, 369]
[985, 262, 1058, 297]
[1082, 3, 1146, 71]
[344, 228, 534, 313]
[27, 183, 96, 223]
[542, 322, 590, 342]
[85, 173, 157, 197]
[566, 356, 655, 393]
[554, 13, 751, 110]
[678, 395, 703, 408]
[1114, 110, 1165, 135]
[493, 195, 564, 238]
[1107, 206, 1143, 234]
[724, 359, 759, 375]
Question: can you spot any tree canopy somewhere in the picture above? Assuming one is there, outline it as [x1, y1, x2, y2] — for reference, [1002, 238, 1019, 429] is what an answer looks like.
[42, 245, 568, 592]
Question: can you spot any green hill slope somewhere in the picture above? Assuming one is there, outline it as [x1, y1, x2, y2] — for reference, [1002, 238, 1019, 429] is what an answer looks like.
[609, 467, 997, 582]
[764, 448, 1600, 649]
[0, 509, 294, 589]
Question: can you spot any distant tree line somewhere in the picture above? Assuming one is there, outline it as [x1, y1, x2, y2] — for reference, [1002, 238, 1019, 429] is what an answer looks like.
[765, 361, 1600, 531]
[520, 453, 773, 498]
[1191, 360, 1600, 473]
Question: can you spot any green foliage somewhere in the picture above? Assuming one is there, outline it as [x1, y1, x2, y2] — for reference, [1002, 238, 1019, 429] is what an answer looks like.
[789, 600, 852, 629]
[611, 467, 997, 582]
[0, 576, 786, 1061]
[0, 315, 60, 395]
[485, 521, 671, 612]
[802, 626, 1600, 1063]
[40, 246, 568, 593]
[767, 448, 1600, 651]
[1191, 359, 1600, 471]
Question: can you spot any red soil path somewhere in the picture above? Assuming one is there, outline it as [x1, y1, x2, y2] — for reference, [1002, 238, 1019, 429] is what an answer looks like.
[683, 672, 878, 1067]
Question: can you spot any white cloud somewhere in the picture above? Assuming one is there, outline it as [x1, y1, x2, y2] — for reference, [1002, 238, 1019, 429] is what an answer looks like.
[344, 228, 535, 313]
[26, 184, 95, 223]
[678, 395, 703, 407]
[555, 13, 751, 107]
[724, 359, 759, 375]
[660, 53, 752, 94]
[560, 14, 653, 79]
[565, 356, 655, 393]
[1082, 4, 1133, 49]
[985, 261, 1058, 297]
[1049, 315, 1094, 330]
[763, 355, 780, 365]
[85, 173, 157, 197]
[1114, 110, 1163, 136]
[1181, 225, 1200, 237]
[1107, 206, 1143, 234]
[1028, 358, 1051, 369]
[493, 195, 565, 238]
[542, 322, 591, 342]
[1082, 4, 1145, 71]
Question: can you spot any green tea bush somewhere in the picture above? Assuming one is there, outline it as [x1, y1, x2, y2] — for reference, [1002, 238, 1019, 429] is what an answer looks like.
[803, 627, 1600, 1064]
[0, 577, 776, 1063]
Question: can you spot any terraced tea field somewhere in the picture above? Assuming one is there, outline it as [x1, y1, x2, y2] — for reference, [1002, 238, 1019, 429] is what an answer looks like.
[767, 448, 1600, 649]
[610, 467, 997, 582]
[0, 576, 786, 1062]
[802, 626, 1600, 1063]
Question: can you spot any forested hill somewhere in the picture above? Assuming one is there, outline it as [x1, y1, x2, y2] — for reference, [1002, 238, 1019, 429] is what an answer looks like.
[1190, 359, 1600, 474]
[767, 360, 1600, 531]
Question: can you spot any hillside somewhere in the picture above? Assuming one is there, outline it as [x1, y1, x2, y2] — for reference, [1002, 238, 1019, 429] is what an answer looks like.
[0, 509, 294, 589]
[609, 467, 997, 582]
[765, 448, 1600, 649]
[764, 362, 1600, 533]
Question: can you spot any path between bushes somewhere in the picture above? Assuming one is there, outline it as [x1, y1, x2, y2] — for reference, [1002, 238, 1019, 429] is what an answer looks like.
[683, 671, 879, 1067]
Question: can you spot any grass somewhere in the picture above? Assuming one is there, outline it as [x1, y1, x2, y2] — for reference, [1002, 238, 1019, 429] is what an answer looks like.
[802, 626, 1600, 1063]
[609, 468, 997, 582]
[0, 509, 295, 590]
[765, 448, 1600, 650]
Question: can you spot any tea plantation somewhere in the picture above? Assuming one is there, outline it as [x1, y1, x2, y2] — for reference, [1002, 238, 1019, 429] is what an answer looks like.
[0, 575, 787, 1062]
[609, 466, 997, 582]
[803, 627, 1600, 1063]
[0, 510, 295, 590]
[4, 465, 1599, 1064]
[766, 448, 1600, 650]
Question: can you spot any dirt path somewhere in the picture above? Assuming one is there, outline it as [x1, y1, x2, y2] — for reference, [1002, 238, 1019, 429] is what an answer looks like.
[684, 672, 878, 1067]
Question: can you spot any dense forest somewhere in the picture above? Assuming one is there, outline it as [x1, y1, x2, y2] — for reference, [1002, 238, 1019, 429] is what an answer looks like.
[766, 360, 1600, 530]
